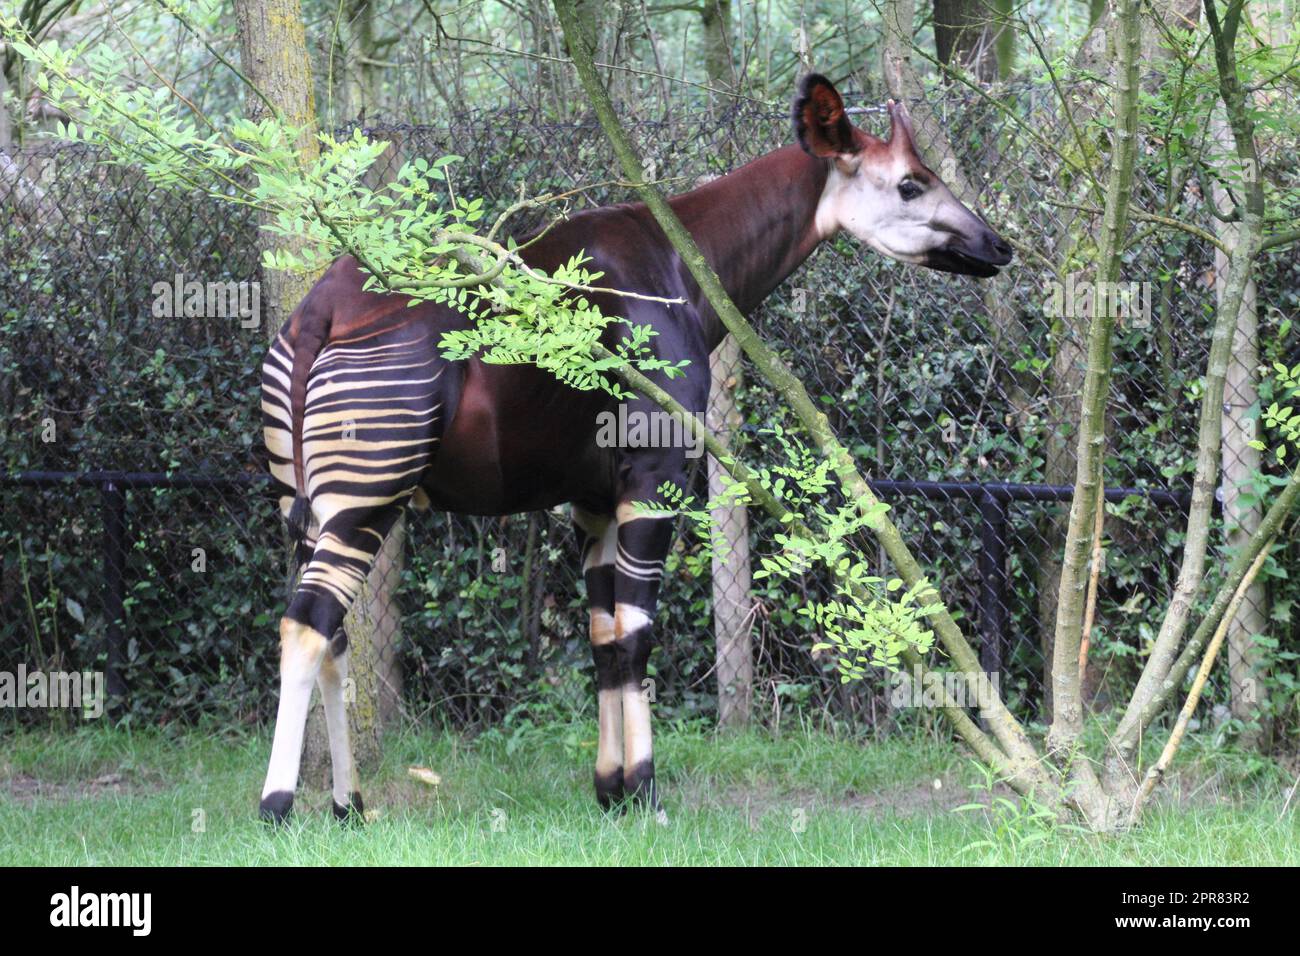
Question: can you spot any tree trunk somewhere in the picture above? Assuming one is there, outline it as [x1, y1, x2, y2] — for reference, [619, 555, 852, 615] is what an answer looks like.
[341, 0, 379, 122]
[707, 335, 752, 728]
[1032, 0, 1197, 716]
[932, 0, 997, 82]
[234, 0, 321, 335]
[1211, 108, 1271, 750]
[570, 0, 611, 91]
[0, 60, 11, 152]
[993, 0, 1014, 79]
[528, 5, 561, 116]
[699, 0, 733, 93]
[1032, 8, 1116, 720]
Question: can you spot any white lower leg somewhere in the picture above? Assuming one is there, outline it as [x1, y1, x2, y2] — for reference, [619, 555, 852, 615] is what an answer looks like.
[622, 680, 666, 823]
[261, 618, 328, 799]
[318, 648, 356, 807]
[615, 602, 655, 773]
[591, 607, 624, 780]
[595, 687, 624, 780]
[621, 685, 653, 771]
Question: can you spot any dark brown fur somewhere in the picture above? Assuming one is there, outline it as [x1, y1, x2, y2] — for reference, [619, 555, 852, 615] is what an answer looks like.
[285, 142, 834, 516]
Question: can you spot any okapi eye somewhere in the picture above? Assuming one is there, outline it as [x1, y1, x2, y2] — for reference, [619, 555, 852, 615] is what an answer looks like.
[898, 180, 923, 201]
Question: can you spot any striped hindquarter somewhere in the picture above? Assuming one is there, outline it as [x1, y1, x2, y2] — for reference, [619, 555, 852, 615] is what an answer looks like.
[258, 293, 691, 826]
[259, 328, 444, 822]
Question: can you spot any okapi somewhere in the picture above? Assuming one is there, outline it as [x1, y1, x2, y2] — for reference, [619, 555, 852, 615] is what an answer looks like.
[258, 74, 1012, 823]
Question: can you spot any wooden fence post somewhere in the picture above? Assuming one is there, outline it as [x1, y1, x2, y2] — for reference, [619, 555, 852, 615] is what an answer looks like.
[1212, 107, 1270, 749]
[707, 334, 753, 728]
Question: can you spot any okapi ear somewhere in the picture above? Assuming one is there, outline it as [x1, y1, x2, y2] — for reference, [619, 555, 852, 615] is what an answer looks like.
[886, 99, 919, 154]
[793, 73, 857, 157]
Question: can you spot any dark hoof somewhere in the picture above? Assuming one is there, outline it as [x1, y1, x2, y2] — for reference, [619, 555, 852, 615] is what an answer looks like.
[623, 760, 661, 812]
[259, 790, 295, 825]
[595, 769, 626, 812]
[332, 791, 366, 826]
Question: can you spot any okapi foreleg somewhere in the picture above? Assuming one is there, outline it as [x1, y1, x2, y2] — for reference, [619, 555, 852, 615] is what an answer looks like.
[574, 507, 623, 808]
[613, 501, 674, 817]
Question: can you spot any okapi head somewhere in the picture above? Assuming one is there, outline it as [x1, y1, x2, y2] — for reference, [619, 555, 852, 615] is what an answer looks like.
[793, 73, 1013, 278]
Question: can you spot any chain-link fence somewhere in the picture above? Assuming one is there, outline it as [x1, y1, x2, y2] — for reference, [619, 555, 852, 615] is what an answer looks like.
[3, 79, 1297, 745]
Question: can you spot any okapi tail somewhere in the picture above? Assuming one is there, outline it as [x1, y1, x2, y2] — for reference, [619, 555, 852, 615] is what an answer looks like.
[285, 494, 312, 543]
[284, 492, 313, 571]
[280, 280, 333, 568]
[287, 289, 333, 504]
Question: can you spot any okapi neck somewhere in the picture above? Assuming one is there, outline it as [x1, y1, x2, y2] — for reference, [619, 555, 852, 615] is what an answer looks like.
[668, 144, 830, 350]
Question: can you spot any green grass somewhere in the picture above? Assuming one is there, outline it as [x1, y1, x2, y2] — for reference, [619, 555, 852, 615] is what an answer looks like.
[1, 721, 1296, 865]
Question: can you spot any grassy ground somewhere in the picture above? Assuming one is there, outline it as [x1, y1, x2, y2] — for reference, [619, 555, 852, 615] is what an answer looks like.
[1, 721, 1296, 865]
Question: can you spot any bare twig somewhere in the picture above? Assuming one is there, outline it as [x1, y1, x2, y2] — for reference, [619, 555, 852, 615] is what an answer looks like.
[1129, 541, 1274, 825]
[1077, 488, 1105, 685]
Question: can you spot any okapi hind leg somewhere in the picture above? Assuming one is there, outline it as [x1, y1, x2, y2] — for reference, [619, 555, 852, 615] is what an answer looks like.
[260, 615, 330, 823]
[259, 503, 405, 824]
[319, 629, 364, 823]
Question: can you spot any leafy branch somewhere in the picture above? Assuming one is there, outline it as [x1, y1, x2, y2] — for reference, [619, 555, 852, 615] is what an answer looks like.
[0, 10, 687, 397]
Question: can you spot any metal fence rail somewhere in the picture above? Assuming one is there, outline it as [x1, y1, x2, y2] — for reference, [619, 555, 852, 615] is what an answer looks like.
[0, 467, 1199, 715]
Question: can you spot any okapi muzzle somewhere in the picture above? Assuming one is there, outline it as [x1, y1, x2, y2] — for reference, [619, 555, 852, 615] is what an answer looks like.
[794, 73, 1013, 278]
